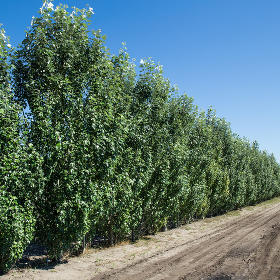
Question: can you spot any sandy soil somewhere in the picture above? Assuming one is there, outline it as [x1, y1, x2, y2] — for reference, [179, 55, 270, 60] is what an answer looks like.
[3, 197, 280, 280]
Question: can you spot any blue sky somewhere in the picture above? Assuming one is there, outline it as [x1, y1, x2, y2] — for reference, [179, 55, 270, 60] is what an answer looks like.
[1, 0, 280, 161]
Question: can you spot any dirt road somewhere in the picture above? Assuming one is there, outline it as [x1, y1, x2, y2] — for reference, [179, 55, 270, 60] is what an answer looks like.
[4, 198, 280, 280]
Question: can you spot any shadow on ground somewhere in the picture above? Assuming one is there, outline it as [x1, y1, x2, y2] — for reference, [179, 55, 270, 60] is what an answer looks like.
[15, 243, 67, 270]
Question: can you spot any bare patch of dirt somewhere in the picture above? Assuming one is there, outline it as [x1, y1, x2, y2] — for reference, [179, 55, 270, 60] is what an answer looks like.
[3, 197, 280, 280]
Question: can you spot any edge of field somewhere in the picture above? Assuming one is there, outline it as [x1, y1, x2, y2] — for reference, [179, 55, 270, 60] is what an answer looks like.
[3, 196, 280, 280]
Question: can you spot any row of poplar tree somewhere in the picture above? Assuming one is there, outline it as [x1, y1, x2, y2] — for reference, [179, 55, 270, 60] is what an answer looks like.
[1, 2, 280, 273]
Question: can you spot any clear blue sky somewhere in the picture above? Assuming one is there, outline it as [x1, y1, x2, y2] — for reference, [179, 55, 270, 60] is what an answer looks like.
[1, 0, 280, 161]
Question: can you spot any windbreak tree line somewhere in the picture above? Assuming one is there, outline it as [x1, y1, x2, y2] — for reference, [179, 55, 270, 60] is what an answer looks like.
[1, 1, 280, 273]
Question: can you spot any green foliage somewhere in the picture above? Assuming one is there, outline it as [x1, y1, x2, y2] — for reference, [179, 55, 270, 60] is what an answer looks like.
[13, 3, 100, 258]
[1, 0, 280, 272]
[0, 187, 35, 274]
[0, 27, 42, 272]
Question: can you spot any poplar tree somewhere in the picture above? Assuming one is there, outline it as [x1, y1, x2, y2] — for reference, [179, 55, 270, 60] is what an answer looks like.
[0, 27, 43, 273]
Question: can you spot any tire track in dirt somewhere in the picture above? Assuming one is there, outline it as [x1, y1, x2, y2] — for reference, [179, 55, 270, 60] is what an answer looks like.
[92, 205, 274, 279]
[249, 224, 280, 279]
[92, 202, 280, 280]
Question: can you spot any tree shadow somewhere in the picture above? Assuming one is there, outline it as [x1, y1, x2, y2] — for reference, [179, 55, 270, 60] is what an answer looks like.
[15, 242, 67, 271]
